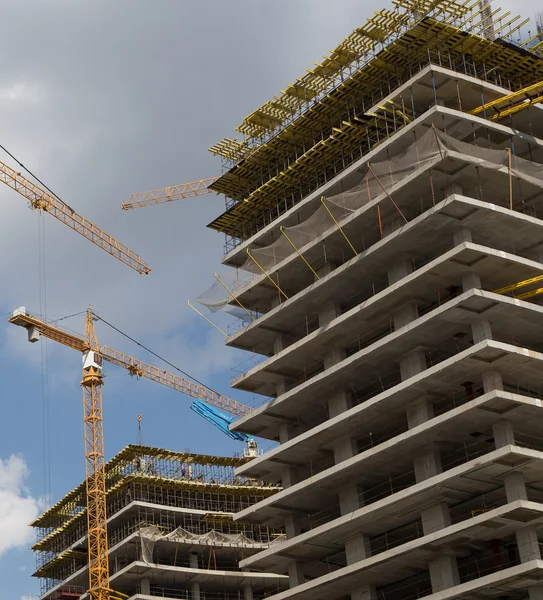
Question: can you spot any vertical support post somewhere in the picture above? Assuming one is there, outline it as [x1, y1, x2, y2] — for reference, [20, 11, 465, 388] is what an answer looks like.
[81, 309, 110, 600]
[508, 147, 513, 210]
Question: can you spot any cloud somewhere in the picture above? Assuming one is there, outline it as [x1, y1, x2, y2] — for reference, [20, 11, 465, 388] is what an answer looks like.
[0, 455, 41, 557]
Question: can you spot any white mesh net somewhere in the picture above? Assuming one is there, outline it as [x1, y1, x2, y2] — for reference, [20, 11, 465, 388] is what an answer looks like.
[139, 524, 262, 550]
[193, 128, 543, 321]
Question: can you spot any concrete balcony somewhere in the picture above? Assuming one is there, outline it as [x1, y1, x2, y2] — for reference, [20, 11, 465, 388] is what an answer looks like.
[232, 296, 543, 440]
[221, 66, 543, 271]
[230, 245, 543, 397]
[221, 112, 543, 319]
[239, 500, 543, 600]
[227, 196, 543, 358]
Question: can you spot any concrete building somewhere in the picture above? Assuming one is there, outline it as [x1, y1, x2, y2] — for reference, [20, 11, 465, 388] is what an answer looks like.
[199, 2, 543, 599]
[32, 445, 286, 600]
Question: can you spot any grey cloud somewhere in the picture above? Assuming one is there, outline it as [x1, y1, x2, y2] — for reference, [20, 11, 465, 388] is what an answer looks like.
[0, 0, 540, 377]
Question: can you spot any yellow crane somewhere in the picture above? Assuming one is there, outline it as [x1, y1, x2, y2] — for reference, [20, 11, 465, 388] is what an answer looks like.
[122, 81, 543, 214]
[121, 177, 217, 210]
[0, 160, 150, 274]
[9, 307, 252, 600]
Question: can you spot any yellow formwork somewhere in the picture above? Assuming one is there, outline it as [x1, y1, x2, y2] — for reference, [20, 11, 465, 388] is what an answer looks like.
[209, 18, 543, 238]
[207, 3, 543, 239]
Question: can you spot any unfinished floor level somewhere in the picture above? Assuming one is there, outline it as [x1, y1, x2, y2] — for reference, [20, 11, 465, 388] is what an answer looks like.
[198, 1, 543, 599]
[32, 445, 286, 600]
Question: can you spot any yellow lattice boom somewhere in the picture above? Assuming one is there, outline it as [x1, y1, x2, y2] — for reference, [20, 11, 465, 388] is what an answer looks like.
[121, 177, 218, 210]
[0, 160, 150, 274]
[8, 309, 252, 417]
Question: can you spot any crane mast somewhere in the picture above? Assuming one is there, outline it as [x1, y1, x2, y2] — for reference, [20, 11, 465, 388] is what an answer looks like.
[9, 306, 254, 600]
[81, 310, 110, 600]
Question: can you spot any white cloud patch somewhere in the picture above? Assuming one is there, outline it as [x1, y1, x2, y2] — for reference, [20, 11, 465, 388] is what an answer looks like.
[0, 82, 41, 105]
[0, 455, 40, 557]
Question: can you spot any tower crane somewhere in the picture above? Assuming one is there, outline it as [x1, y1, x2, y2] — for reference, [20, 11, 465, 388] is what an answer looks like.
[121, 177, 217, 210]
[0, 159, 150, 274]
[9, 307, 254, 600]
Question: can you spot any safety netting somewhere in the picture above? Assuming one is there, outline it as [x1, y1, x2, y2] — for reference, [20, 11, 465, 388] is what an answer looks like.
[139, 525, 265, 564]
[192, 128, 543, 321]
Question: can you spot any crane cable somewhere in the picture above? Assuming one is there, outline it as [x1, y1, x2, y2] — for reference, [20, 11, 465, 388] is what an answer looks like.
[0, 139, 78, 504]
[95, 314, 223, 397]
[0, 142, 76, 213]
[38, 209, 51, 504]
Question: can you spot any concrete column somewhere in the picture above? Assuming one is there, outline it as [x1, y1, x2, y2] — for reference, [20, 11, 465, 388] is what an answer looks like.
[516, 525, 541, 562]
[345, 532, 371, 564]
[446, 182, 463, 197]
[343, 515, 378, 599]
[408, 386, 458, 593]
[281, 466, 299, 489]
[189, 552, 201, 600]
[454, 228, 472, 245]
[276, 378, 286, 396]
[429, 555, 460, 592]
[392, 302, 418, 330]
[278, 423, 296, 444]
[288, 560, 305, 588]
[500, 469, 541, 564]
[388, 258, 413, 285]
[493, 419, 515, 448]
[406, 397, 434, 428]
[278, 422, 300, 491]
[483, 371, 503, 393]
[422, 501, 452, 535]
[285, 513, 302, 539]
[244, 582, 254, 600]
[461, 271, 481, 291]
[140, 578, 150, 595]
[339, 483, 364, 514]
[414, 443, 442, 483]
[319, 300, 341, 328]
[400, 349, 427, 381]
[504, 471, 528, 502]
[329, 391, 351, 419]
[471, 319, 493, 344]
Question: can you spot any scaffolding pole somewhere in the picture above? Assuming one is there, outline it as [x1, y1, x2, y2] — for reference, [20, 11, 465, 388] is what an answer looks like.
[187, 300, 227, 337]
[246, 249, 289, 300]
[280, 226, 321, 279]
[214, 274, 255, 322]
[320, 197, 358, 257]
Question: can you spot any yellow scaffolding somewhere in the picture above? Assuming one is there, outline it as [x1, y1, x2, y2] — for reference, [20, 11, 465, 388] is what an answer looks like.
[208, 11, 543, 238]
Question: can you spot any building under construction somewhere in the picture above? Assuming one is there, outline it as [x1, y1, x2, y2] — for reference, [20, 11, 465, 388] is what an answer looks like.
[31, 445, 286, 600]
[192, 0, 543, 599]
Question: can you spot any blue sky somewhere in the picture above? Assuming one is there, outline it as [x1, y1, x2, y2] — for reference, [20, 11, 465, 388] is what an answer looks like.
[0, 1, 539, 598]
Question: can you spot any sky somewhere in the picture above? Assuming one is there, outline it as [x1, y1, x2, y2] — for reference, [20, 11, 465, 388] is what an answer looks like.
[0, 1, 540, 598]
